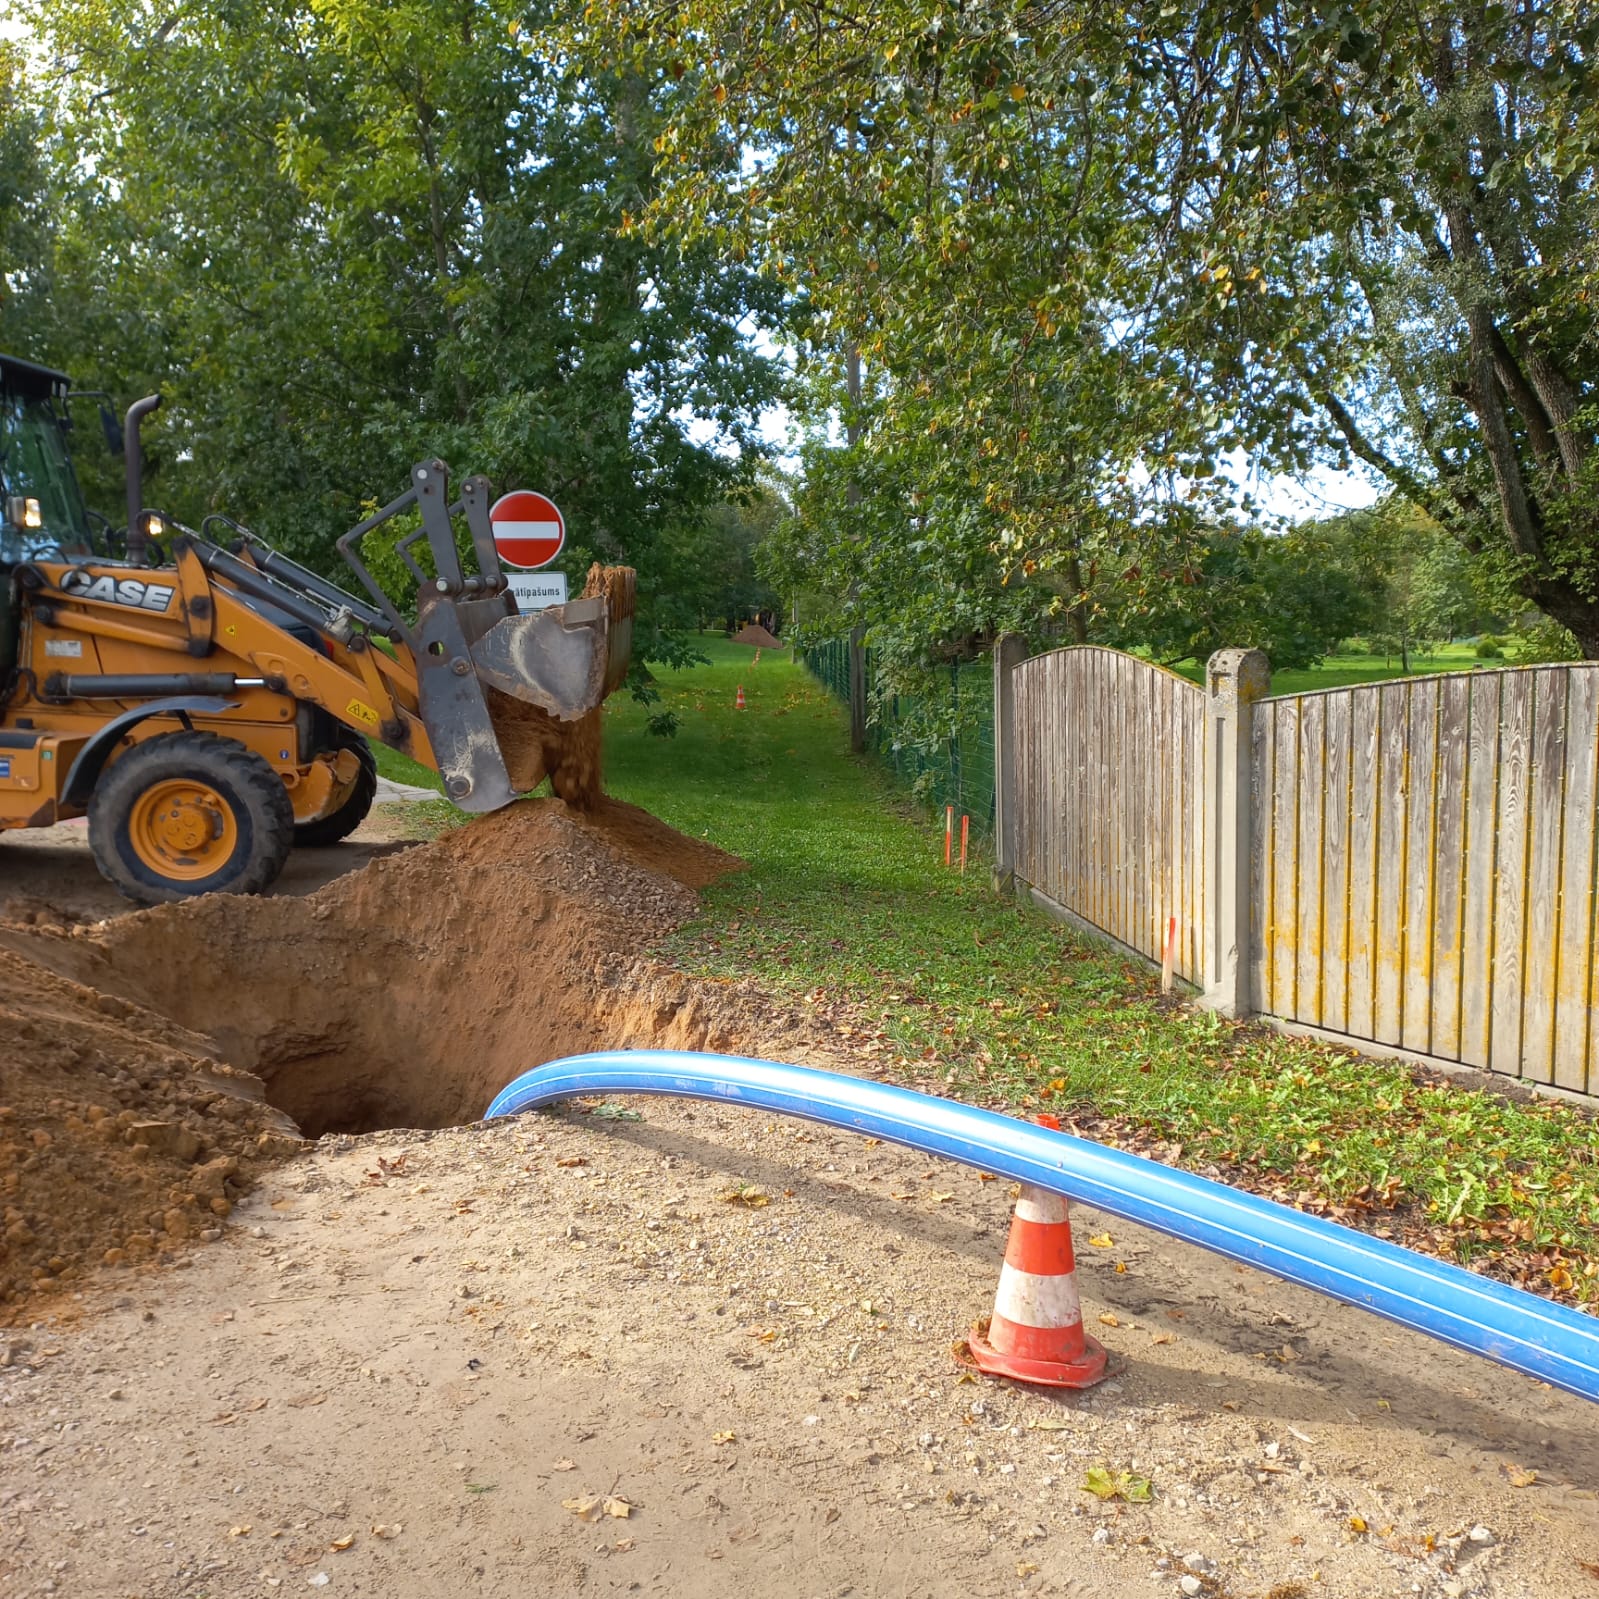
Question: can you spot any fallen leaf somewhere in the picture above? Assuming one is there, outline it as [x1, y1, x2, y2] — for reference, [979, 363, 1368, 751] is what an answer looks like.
[604, 1497, 634, 1519]
[712, 1431, 737, 1445]
[1098, 1313, 1120, 1328]
[555, 1157, 587, 1169]
[859, 1299, 876, 1314]
[720, 1188, 770, 1208]
[978, 1173, 996, 1183]
[563, 1495, 603, 1521]
[553, 1458, 577, 1471]
[1114, 1261, 1129, 1274]
[245, 1397, 269, 1412]
[1151, 1332, 1174, 1345]
[931, 1191, 955, 1203]
[370, 1523, 402, 1538]
[1016, 1561, 1040, 1577]
[1088, 1234, 1114, 1248]
[329, 1535, 354, 1552]
[287, 1392, 327, 1409]
[614, 1537, 636, 1552]
[1506, 1465, 1538, 1488]
[1081, 1466, 1151, 1503]
[1026, 1418, 1071, 1432]
[1348, 1515, 1368, 1533]
[228, 1525, 252, 1538]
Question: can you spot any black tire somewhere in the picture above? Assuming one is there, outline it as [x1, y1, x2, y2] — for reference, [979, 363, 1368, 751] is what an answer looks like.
[293, 734, 378, 848]
[88, 730, 295, 906]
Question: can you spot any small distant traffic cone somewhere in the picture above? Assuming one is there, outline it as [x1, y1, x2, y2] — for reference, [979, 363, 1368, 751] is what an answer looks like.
[735, 684, 747, 710]
[960, 1182, 1109, 1389]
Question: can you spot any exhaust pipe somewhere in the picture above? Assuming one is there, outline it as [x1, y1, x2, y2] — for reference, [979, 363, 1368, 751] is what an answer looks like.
[123, 393, 162, 564]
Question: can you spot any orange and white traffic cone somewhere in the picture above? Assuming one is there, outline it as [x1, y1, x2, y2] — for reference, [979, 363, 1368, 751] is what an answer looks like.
[960, 1183, 1110, 1389]
[735, 684, 747, 710]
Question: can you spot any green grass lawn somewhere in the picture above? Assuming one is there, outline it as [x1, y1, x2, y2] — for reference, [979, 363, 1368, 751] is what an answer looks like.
[1171, 641, 1508, 695]
[364, 634, 1598, 1305]
[599, 636, 1598, 1307]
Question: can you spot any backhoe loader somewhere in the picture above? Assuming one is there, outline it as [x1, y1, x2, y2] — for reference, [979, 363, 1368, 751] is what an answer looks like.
[0, 352, 634, 903]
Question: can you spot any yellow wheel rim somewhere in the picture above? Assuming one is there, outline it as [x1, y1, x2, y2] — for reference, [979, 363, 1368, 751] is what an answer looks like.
[128, 778, 239, 880]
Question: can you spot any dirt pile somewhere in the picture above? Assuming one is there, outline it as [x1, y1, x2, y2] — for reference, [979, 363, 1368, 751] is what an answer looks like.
[0, 948, 299, 1318]
[732, 622, 781, 648]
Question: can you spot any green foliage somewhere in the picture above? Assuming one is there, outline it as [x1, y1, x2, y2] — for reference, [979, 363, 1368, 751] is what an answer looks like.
[4, 0, 786, 665]
[1474, 635, 1505, 660]
[568, 0, 1599, 656]
[1101, 525, 1372, 672]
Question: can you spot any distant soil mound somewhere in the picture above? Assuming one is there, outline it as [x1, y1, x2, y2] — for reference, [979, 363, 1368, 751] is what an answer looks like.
[1, 797, 743, 1321]
[732, 623, 782, 648]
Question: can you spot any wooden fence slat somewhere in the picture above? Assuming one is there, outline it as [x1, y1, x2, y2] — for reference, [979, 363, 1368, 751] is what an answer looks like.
[1271, 699, 1301, 1021]
[1345, 688, 1381, 1040]
[1429, 674, 1472, 1061]
[1460, 670, 1501, 1069]
[1247, 702, 1271, 1014]
[1294, 695, 1326, 1026]
[1490, 671, 1535, 1076]
[1372, 682, 1410, 1045]
[1402, 677, 1440, 1054]
[1319, 691, 1353, 1034]
[1523, 670, 1569, 1084]
[1554, 670, 1599, 1094]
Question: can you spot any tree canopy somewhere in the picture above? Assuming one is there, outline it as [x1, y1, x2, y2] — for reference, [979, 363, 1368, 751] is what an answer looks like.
[569, 0, 1599, 660]
[3, 0, 786, 663]
[4, 0, 1594, 680]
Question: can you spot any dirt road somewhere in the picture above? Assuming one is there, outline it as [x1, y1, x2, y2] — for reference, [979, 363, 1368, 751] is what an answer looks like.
[2, 809, 1597, 1598]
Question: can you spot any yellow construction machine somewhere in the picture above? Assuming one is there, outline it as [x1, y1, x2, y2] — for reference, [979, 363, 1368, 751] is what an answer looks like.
[0, 353, 633, 902]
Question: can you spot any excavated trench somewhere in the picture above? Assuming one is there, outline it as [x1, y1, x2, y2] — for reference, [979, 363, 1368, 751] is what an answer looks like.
[0, 797, 748, 1315]
[30, 798, 743, 1138]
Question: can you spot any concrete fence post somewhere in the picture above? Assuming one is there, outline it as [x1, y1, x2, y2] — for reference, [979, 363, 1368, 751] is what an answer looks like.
[1202, 647, 1271, 1018]
[991, 633, 1028, 892]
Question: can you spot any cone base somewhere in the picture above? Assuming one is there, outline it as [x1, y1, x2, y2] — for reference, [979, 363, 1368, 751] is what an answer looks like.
[959, 1329, 1110, 1390]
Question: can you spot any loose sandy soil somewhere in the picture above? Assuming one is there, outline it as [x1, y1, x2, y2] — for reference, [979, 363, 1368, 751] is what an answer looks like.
[2, 807, 1597, 1599]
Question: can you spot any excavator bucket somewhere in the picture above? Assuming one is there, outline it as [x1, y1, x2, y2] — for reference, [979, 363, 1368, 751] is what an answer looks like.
[335, 460, 635, 812]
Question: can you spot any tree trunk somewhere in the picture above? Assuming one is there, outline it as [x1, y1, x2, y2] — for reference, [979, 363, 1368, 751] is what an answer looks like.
[1523, 575, 1599, 660]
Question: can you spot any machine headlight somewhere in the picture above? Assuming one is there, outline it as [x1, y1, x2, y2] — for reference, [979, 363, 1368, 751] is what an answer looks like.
[5, 495, 42, 530]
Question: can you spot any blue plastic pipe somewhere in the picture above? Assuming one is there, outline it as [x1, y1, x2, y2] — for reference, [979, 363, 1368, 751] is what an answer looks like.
[485, 1051, 1599, 1404]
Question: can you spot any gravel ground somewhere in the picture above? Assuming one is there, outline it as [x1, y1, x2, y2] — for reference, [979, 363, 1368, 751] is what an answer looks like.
[3, 1091, 1596, 1599]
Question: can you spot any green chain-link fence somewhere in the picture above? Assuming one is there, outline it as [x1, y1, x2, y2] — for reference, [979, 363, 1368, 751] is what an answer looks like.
[805, 639, 995, 841]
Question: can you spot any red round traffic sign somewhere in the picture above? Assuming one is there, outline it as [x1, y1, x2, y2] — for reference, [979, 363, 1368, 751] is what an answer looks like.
[490, 489, 566, 570]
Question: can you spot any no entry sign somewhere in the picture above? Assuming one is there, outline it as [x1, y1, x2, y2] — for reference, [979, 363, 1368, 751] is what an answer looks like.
[490, 489, 566, 570]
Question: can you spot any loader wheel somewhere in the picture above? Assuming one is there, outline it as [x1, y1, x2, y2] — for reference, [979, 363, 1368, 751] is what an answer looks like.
[293, 735, 378, 848]
[89, 731, 295, 905]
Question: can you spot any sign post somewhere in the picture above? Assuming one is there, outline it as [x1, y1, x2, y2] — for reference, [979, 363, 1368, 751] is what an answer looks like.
[490, 489, 569, 614]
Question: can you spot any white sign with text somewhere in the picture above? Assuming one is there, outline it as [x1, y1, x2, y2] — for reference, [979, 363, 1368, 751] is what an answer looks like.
[508, 571, 569, 614]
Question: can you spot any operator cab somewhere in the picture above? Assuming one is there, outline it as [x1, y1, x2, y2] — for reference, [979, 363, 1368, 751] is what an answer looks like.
[0, 354, 96, 564]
